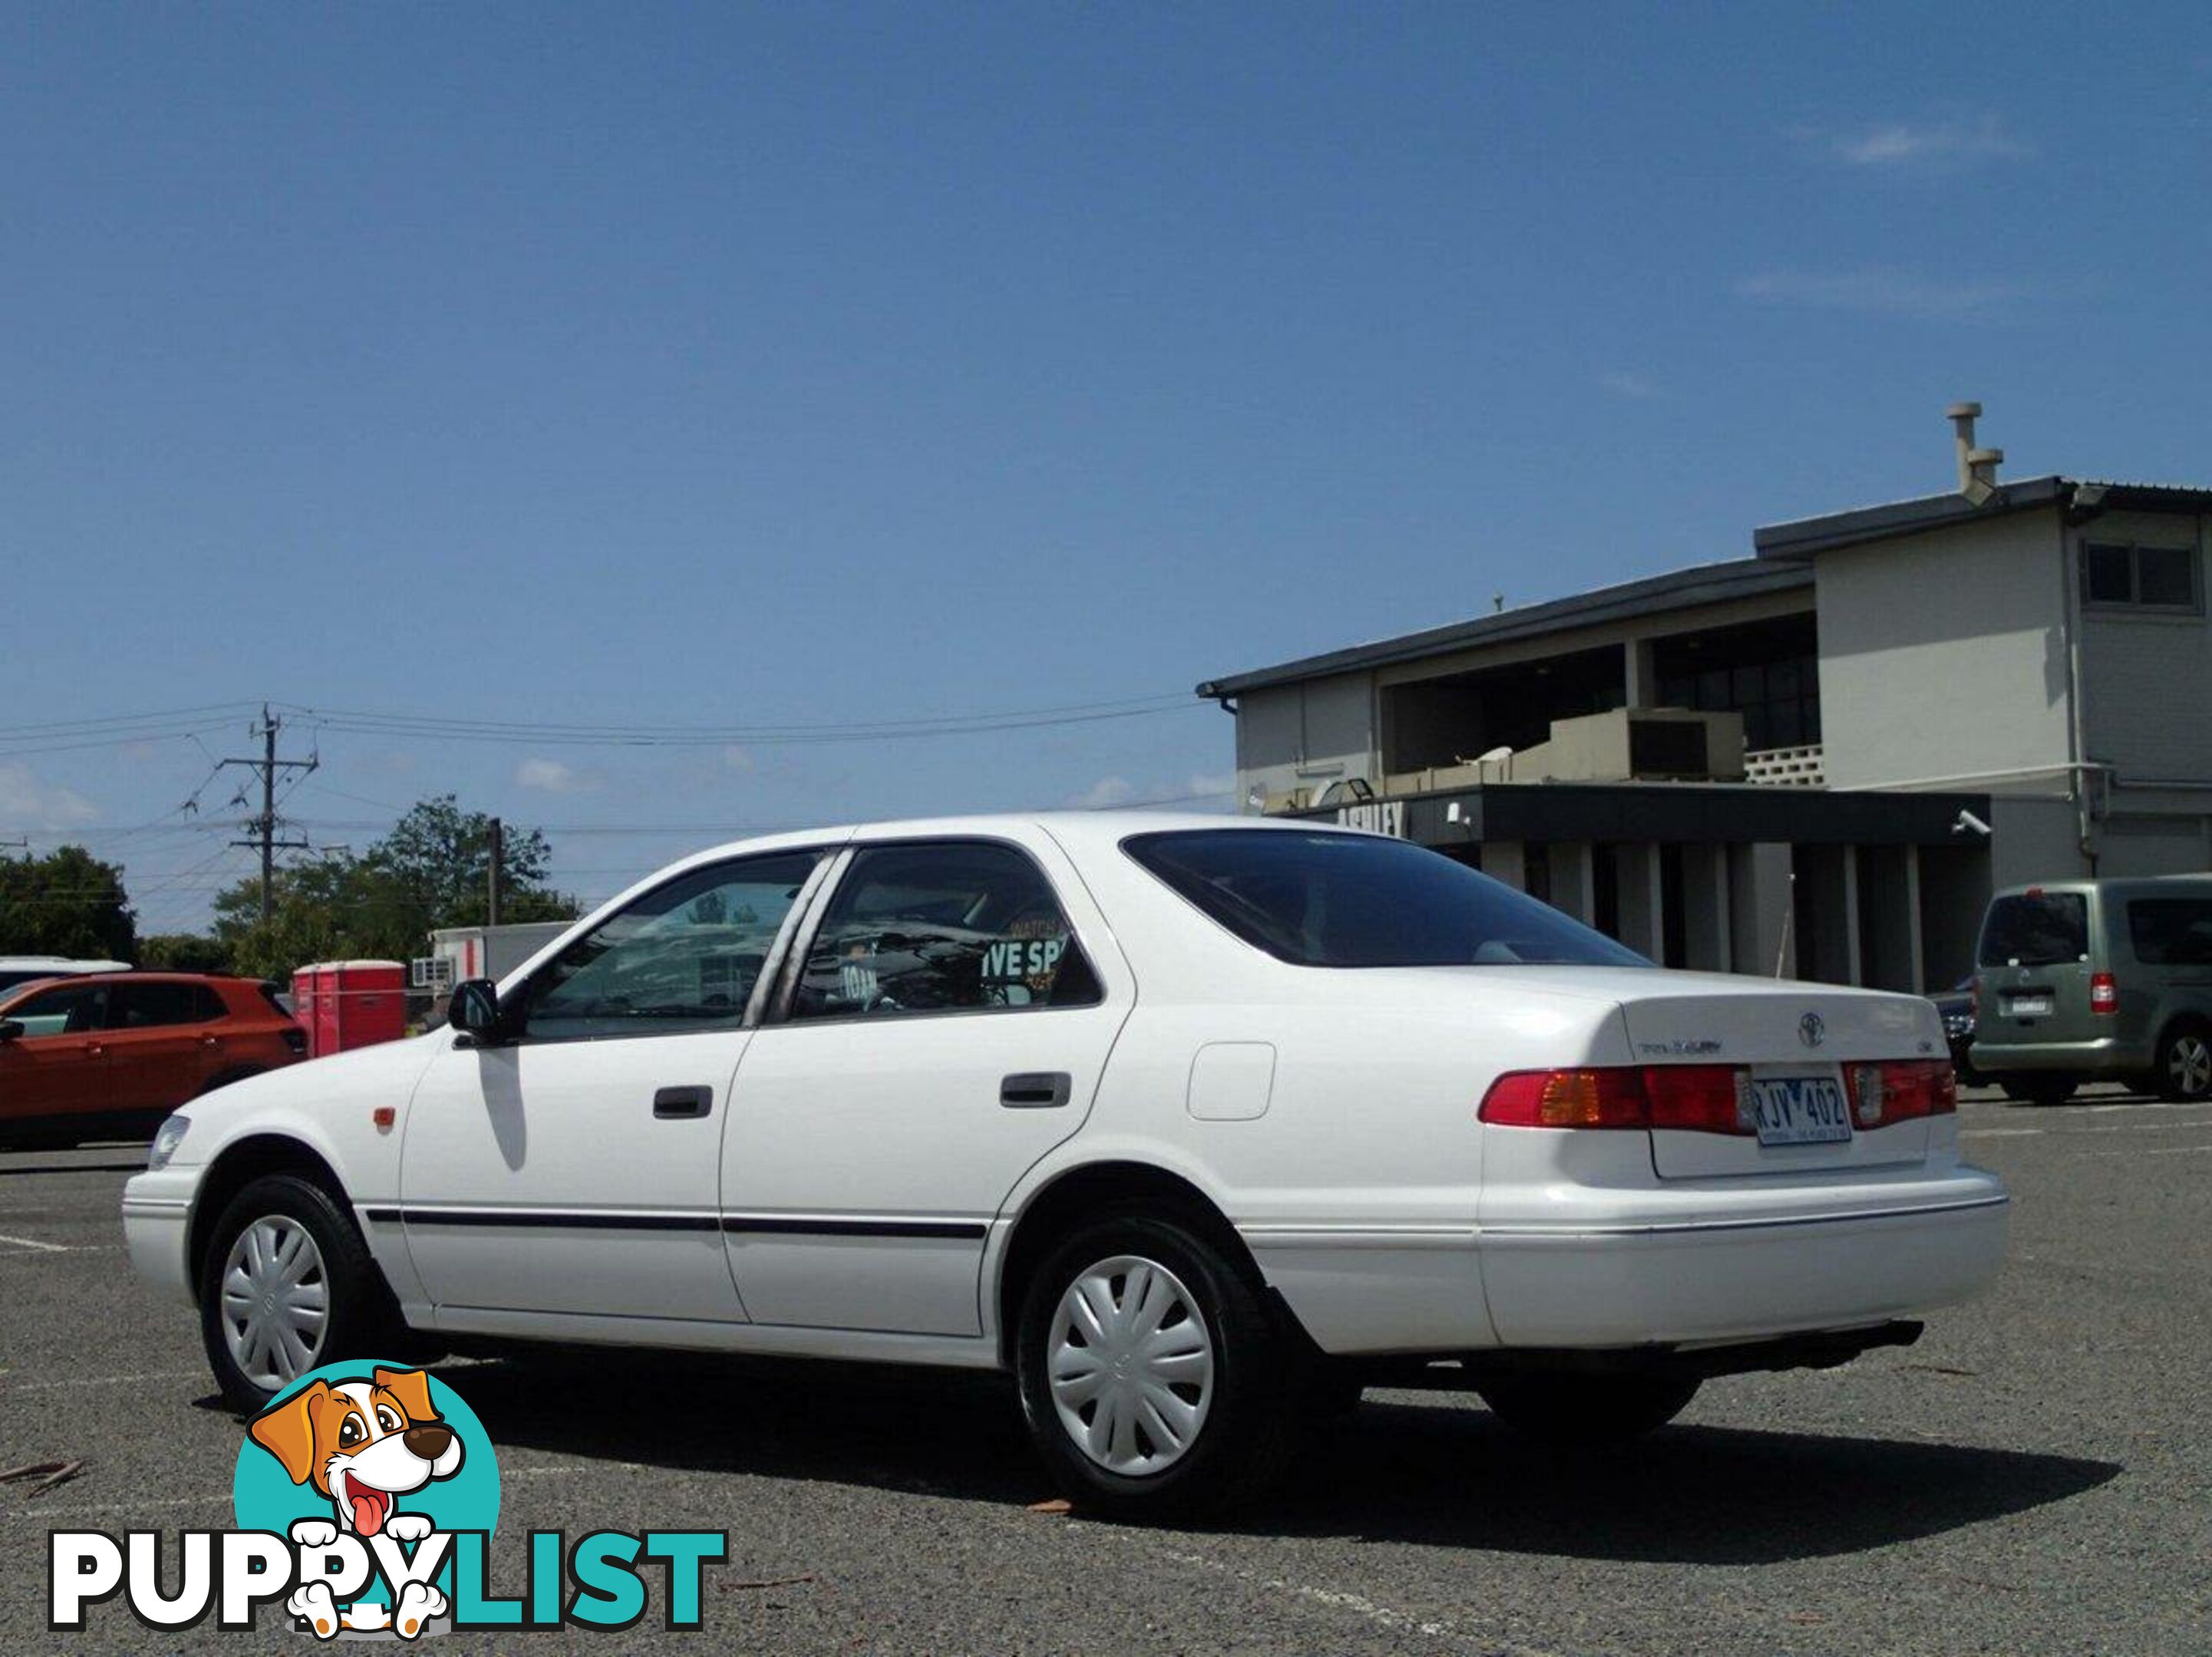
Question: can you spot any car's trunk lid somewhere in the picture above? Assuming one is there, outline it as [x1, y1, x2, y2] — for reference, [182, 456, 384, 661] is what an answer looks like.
[1617, 978, 1941, 1178]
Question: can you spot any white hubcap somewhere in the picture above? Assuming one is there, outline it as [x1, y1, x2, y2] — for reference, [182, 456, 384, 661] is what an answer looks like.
[1047, 1254, 1215, 1476]
[219, 1217, 329, 1389]
[2171, 1036, 2212, 1096]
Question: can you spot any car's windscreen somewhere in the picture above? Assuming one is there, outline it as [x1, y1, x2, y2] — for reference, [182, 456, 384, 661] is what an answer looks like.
[1124, 829, 1651, 968]
[1978, 892, 2089, 967]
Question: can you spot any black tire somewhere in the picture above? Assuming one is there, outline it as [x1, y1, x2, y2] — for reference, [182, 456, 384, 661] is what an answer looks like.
[197, 1172, 395, 1414]
[1015, 1211, 1296, 1520]
[1478, 1372, 1700, 1445]
[2002, 1077, 2078, 1107]
[2154, 1022, 2212, 1103]
[196, 1066, 265, 1097]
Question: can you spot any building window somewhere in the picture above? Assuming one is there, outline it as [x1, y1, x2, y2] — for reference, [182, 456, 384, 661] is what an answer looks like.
[1656, 651, 1820, 751]
[2081, 542, 2201, 613]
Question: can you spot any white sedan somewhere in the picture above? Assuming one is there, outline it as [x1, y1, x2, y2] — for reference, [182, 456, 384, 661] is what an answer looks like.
[124, 814, 2007, 1514]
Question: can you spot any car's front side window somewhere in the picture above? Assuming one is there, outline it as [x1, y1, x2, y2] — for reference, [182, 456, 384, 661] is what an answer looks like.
[519, 851, 825, 1041]
[6, 982, 107, 1036]
[788, 841, 1100, 1021]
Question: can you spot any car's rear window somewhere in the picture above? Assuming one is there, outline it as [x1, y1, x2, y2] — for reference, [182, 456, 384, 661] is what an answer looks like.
[1123, 828, 1651, 969]
[2126, 898, 2212, 966]
[1978, 892, 2090, 967]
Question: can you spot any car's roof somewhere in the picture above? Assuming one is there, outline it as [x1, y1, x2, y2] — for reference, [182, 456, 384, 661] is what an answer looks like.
[583, 811, 1365, 921]
[680, 809, 1352, 863]
[0, 957, 131, 971]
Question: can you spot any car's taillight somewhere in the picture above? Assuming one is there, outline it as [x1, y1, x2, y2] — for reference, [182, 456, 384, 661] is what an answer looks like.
[2090, 972, 2118, 1016]
[1479, 1066, 1754, 1135]
[1848, 1059, 1957, 1127]
[1479, 1068, 1650, 1128]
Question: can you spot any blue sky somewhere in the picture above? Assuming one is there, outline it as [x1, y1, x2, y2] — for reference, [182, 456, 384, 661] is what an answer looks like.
[5, 3, 2207, 931]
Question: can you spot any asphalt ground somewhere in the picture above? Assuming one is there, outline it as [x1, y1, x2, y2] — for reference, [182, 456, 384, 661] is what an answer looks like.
[2, 1084, 2208, 1655]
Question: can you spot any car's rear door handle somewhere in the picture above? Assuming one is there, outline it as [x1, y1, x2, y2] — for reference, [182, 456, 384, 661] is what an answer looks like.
[1001, 1072, 1071, 1109]
[653, 1085, 714, 1119]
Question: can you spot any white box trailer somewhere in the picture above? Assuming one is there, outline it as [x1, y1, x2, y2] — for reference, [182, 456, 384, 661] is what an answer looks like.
[424, 921, 572, 987]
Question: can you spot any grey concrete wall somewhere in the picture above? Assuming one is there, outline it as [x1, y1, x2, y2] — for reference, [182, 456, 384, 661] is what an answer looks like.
[1818, 509, 2073, 793]
[1729, 842, 1793, 979]
[1233, 674, 1376, 805]
[2075, 509, 2212, 792]
[1989, 796, 2088, 888]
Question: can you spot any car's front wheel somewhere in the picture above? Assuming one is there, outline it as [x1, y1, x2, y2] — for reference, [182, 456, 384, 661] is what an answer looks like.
[1015, 1212, 1294, 1519]
[1478, 1372, 1700, 1445]
[198, 1173, 391, 1412]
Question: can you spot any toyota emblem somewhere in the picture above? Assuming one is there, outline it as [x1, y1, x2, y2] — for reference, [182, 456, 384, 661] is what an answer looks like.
[1798, 1012, 1826, 1049]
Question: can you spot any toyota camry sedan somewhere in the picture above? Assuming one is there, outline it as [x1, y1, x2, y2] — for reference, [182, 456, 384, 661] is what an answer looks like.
[124, 813, 2007, 1514]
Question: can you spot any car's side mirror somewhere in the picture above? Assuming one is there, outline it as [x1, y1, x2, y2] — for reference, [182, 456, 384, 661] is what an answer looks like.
[449, 979, 508, 1046]
[0, 1019, 21, 1043]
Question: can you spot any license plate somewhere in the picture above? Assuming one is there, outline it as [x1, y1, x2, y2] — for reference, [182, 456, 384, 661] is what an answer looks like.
[1751, 1076, 1853, 1147]
[2005, 995, 2054, 1017]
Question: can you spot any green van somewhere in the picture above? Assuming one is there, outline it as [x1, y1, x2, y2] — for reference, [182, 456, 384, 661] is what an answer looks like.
[1970, 877, 2212, 1105]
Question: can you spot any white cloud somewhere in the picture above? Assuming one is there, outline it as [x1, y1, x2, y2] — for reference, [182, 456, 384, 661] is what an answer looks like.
[1799, 114, 2033, 168]
[0, 763, 99, 830]
[1071, 775, 1138, 809]
[1736, 268, 2046, 322]
[514, 757, 596, 794]
[1598, 370, 1660, 400]
[1067, 772, 1237, 812]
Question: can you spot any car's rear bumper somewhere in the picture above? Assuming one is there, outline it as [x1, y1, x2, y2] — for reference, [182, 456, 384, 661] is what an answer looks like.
[1970, 1035, 2149, 1076]
[120, 1168, 199, 1306]
[1476, 1186, 2008, 1347]
[1245, 1169, 2008, 1356]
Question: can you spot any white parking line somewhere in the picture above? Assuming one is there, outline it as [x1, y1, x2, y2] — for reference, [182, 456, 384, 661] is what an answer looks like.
[0, 1231, 69, 1253]
[1960, 1128, 2042, 1139]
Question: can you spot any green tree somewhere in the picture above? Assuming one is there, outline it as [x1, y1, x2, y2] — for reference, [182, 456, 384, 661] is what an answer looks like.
[0, 845, 137, 960]
[139, 932, 232, 973]
[210, 797, 575, 980]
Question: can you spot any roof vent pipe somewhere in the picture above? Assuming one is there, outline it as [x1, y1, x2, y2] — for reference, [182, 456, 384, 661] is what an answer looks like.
[1947, 400, 2003, 504]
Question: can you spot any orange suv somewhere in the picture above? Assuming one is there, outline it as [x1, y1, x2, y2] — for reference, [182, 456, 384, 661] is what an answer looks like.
[0, 973, 308, 1147]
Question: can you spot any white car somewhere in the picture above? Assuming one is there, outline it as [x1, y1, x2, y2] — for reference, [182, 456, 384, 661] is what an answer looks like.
[0, 956, 130, 996]
[124, 814, 2007, 1514]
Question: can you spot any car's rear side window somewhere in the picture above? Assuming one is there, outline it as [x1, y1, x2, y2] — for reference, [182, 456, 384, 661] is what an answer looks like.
[109, 982, 216, 1028]
[1123, 829, 1651, 968]
[2127, 898, 2212, 966]
[790, 841, 1101, 1020]
[1979, 893, 2090, 967]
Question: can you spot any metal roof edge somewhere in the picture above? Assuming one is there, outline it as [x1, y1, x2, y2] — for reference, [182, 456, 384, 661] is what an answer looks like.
[1195, 557, 1811, 700]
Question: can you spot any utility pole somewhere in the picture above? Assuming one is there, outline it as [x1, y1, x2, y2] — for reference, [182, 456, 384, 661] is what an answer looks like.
[222, 706, 318, 924]
[486, 817, 503, 927]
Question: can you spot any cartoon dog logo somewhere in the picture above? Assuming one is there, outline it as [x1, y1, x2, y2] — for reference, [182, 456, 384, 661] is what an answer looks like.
[249, 1366, 463, 1638]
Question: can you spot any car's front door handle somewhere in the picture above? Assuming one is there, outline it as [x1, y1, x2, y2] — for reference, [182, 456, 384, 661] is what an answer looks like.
[653, 1085, 714, 1119]
[1001, 1072, 1072, 1109]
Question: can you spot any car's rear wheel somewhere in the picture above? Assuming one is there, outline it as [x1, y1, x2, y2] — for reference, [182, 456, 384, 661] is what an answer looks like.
[1477, 1372, 1700, 1445]
[1015, 1212, 1294, 1519]
[198, 1173, 390, 1412]
[2155, 1023, 2212, 1102]
[2002, 1076, 2078, 1107]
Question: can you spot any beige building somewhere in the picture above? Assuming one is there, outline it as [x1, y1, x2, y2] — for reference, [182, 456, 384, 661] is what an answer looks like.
[1197, 410, 2212, 990]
